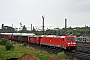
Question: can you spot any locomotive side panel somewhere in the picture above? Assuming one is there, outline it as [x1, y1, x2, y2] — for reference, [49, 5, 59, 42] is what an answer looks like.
[40, 37, 53, 46]
[40, 37, 66, 48]
[52, 38, 62, 47]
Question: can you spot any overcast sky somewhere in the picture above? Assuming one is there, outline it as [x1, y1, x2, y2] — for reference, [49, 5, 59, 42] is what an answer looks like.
[0, 0, 90, 29]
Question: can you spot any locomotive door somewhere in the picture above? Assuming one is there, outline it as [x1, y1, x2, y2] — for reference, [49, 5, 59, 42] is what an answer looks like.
[61, 38, 64, 46]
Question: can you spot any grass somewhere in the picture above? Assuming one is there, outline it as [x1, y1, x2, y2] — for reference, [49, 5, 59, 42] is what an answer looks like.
[0, 43, 54, 60]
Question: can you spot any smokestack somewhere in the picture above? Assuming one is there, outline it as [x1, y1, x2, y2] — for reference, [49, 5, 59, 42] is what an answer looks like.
[65, 18, 67, 29]
[42, 15, 45, 35]
[31, 24, 32, 31]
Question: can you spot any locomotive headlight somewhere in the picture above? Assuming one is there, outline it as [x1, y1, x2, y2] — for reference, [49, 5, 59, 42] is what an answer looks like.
[74, 45, 76, 46]
[68, 43, 70, 44]
[73, 43, 76, 44]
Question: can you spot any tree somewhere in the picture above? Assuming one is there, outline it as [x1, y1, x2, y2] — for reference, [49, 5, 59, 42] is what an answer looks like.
[22, 25, 27, 31]
[0, 38, 14, 51]
[32, 26, 36, 32]
[0, 38, 8, 45]
[21, 25, 27, 33]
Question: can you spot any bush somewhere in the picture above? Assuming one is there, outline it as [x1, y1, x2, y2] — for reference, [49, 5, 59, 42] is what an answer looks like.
[11, 41, 17, 44]
[23, 42, 28, 46]
[0, 38, 14, 51]
[0, 38, 8, 45]
[57, 52, 68, 59]
[5, 43, 14, 51]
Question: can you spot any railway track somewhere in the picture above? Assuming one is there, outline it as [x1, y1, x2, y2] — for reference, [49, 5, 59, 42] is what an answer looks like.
[76, 42, 90, 54]
[65, 51, 90, 60]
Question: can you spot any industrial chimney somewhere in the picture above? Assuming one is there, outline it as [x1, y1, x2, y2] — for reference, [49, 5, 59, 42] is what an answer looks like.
[31, 24, 32, 31]
[65, 18, 67, 29]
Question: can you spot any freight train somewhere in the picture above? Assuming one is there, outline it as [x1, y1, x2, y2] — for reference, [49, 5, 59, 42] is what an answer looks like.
[0, 33, 76, 50]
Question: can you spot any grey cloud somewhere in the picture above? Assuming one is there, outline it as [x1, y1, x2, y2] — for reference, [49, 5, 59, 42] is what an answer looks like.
[0, 0, 90, 28]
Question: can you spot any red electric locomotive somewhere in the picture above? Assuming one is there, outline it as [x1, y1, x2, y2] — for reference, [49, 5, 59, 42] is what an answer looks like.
[40, 35, 76, 50]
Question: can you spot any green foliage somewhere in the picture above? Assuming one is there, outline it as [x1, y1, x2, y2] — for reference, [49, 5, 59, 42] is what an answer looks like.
[5, 43, 14, 51]
[0, 44, 51, 60]
[0, 25, 15, 33]
[0, 38, 14, 51]
[23, 42, 28, 46]
[57, 52, 68, 59]
[11, 41, 17, 44]
[0, 38, 8, 45]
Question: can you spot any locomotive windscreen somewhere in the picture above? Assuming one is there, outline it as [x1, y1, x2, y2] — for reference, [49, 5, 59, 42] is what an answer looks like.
[67, 38, 75, 41]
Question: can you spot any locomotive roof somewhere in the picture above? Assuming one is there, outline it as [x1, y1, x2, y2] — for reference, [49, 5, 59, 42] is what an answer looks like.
[40, 35, 75, 38]
[40, 35, 66, 38]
